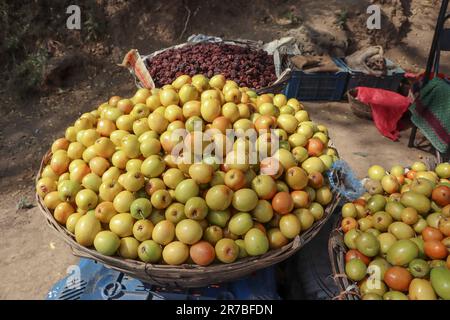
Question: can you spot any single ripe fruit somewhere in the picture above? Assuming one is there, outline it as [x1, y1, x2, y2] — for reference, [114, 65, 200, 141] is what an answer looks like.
[272, 192, 294, 214]
[175, 219, 203, 245]
[132, 219, 154, 242]
[94, 231, 120, 256]
[279, 214, 301, 239]
[384, 266, 413, 292]
[345, 259, 367, 281]
[138, 240, 162, 263]
[162, 241, 189, 265]
[215, 238, 239, 263]
[232, 188, 258, 212]
[190, 241, 215, 266]
[244, 228, 269, 256]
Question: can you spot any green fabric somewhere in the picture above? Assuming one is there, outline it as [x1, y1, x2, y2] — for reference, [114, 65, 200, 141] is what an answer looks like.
[410, 78, 450, 154]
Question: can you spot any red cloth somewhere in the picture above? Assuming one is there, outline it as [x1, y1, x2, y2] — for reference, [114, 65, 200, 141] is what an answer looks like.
[356, 87, 411, 141]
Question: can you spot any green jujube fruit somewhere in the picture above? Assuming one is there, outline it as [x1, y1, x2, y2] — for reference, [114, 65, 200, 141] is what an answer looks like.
[383, 291, 408, 300]
[387, 222, 415, 240]
[400, 191, 431, 215]
[430, 267, 450, 300]
[386, 239, 419, 266]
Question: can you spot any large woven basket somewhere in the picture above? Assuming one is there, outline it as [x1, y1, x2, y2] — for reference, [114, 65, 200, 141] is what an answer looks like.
[37, 151, 341, 288]
[125, 37, 293, 95]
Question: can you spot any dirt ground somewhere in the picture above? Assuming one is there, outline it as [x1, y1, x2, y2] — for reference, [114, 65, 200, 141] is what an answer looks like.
[0, 0, 448, 299]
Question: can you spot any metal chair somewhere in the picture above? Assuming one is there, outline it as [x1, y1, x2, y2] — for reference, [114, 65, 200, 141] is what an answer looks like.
[408, 0, 449, 162]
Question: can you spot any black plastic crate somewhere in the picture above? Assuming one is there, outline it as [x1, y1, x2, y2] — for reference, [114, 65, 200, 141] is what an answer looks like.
[345, 59, 405, 92]
[282, 58, 348, 101]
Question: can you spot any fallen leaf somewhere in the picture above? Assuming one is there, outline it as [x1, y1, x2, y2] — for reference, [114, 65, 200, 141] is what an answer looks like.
[353, 152, 368, 158]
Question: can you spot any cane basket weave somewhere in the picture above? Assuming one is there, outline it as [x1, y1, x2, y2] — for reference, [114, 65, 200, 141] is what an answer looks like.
[347, 89, 373, 120]
[328, 217, 361, 300]
[37, 150, 341, 288]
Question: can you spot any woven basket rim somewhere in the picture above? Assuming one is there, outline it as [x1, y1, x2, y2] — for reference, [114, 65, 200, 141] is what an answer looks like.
[347, 89, 373, 121]
[328, 216, 361, 300]
[37, 149, 341, 287]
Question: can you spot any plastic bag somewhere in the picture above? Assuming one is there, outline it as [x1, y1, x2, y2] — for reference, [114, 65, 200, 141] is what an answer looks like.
[356, 87, 411, 141]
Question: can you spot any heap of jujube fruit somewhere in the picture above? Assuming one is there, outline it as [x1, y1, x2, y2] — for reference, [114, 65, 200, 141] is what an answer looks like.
[36, 73, 338, 266]
[341, 161, 450, 300]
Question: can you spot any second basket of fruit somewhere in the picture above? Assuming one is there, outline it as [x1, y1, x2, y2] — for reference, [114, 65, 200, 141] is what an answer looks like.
[329, 161, 450, 300]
